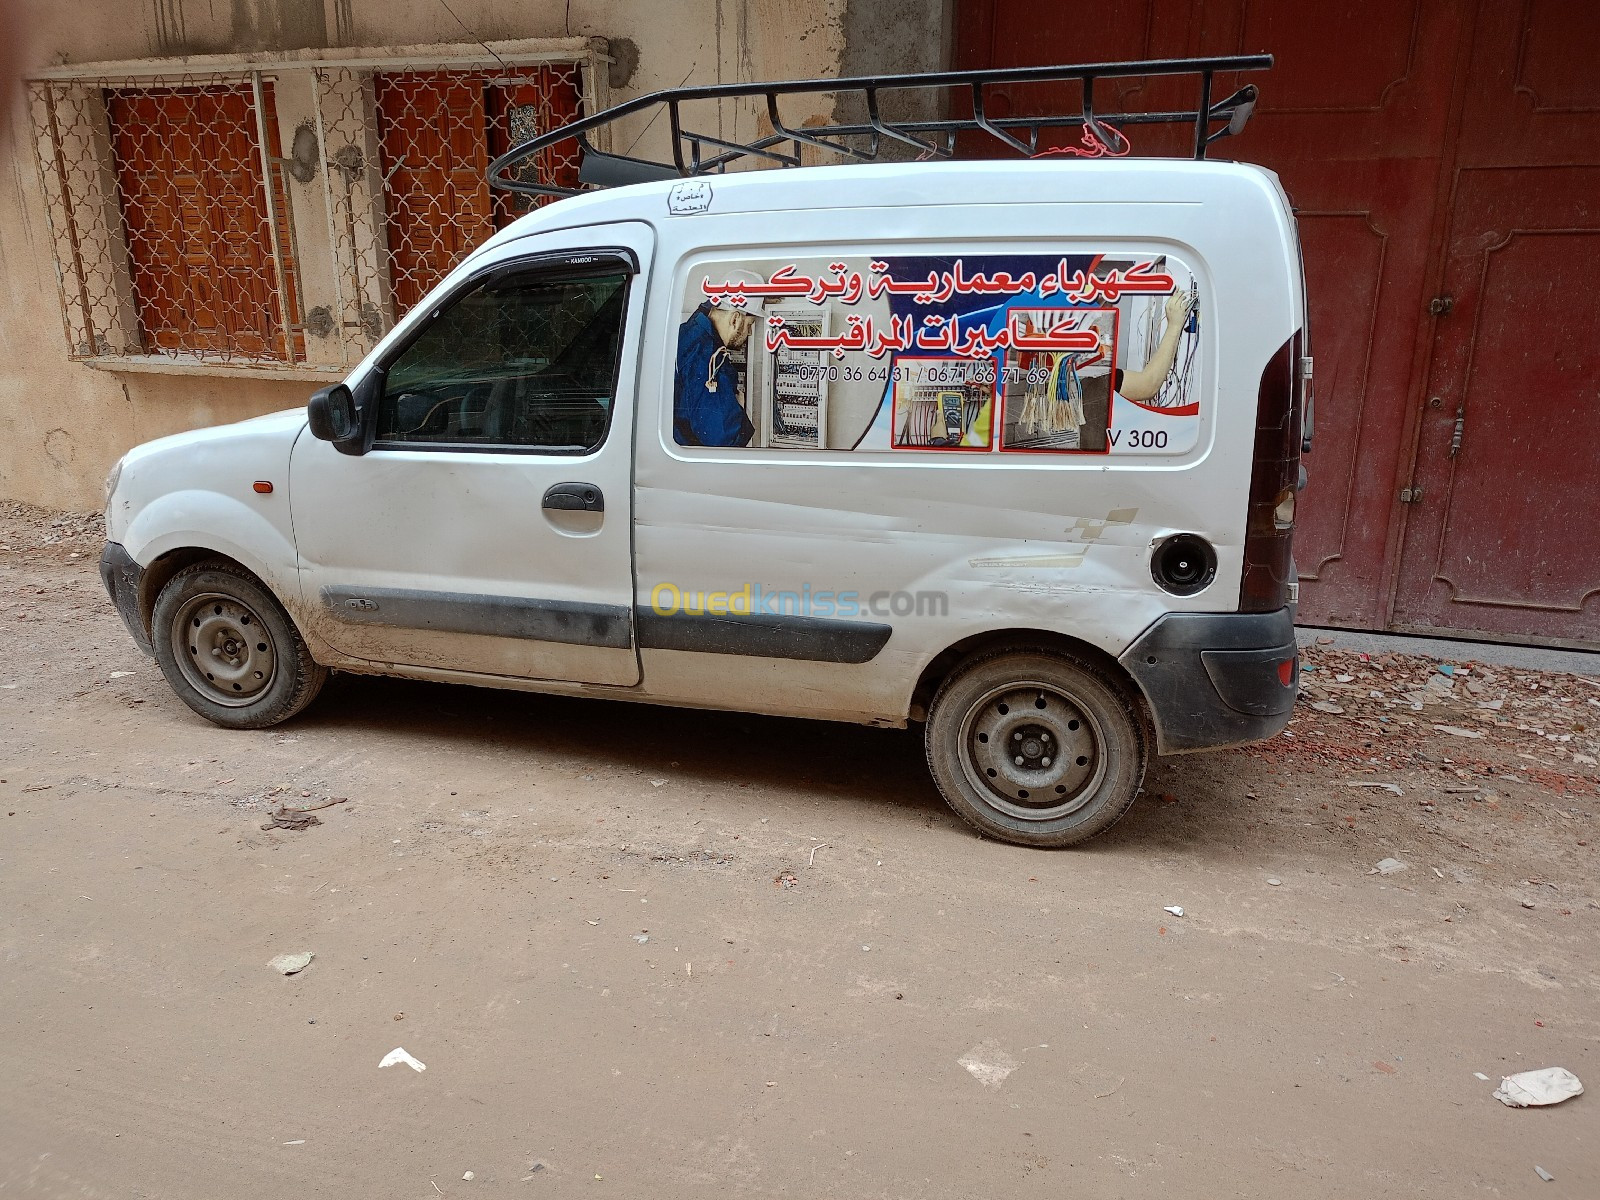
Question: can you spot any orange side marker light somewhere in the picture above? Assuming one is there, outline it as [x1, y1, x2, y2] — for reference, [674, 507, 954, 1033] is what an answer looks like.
[253, 481, 274, 494]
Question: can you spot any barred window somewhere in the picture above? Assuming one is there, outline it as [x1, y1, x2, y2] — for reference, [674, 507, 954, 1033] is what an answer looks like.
[373, 68, 581, 313]
[106, 84, 301, 360]
[28, 42, 603, 374]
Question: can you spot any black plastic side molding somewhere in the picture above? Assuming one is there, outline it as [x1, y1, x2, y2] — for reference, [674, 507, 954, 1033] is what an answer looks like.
[322, 587, 632, 649]
[636, 610, 891, 664]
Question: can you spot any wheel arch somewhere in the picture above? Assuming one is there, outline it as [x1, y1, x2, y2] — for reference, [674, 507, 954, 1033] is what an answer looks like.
[138, 547, 304, 645]
[908, 628, 1152, 731]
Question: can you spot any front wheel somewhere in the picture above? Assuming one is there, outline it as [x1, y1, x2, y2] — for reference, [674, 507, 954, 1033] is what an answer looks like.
[151, 560, 327, 729]
[925, 649, 1148, 847]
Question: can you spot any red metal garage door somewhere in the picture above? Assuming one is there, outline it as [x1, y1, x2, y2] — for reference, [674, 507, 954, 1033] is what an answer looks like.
[954, 0, 1598, 647]
[1389, 0, 1600, 646]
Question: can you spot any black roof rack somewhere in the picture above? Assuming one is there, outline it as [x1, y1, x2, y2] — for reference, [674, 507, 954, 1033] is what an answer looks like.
[489, 54, 1273, 198]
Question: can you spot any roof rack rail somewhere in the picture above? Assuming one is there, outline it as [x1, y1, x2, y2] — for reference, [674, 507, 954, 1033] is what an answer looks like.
[488, 53, 1273, 198]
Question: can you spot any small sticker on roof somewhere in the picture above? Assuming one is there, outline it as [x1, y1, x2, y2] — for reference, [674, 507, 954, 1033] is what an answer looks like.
[668, 180, 713, 215]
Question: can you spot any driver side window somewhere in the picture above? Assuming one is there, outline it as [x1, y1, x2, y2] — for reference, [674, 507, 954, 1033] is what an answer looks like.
[375, 266, 628, 453]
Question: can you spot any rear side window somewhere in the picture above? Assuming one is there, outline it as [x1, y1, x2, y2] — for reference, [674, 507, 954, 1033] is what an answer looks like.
[376, 269, 628, 452]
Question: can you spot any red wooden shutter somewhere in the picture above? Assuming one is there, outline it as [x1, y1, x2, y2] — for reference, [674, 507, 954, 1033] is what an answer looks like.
[109, 83, 300, 360]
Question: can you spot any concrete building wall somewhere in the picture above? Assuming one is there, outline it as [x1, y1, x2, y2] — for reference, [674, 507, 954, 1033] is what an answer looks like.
[1, 0, 951, 509]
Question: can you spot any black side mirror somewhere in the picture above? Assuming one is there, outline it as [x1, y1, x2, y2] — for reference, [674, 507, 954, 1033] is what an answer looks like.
[307, 383, 367, 455]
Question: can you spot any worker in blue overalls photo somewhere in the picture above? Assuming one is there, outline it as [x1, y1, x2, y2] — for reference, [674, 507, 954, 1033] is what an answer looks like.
[673, 269, 767, 446]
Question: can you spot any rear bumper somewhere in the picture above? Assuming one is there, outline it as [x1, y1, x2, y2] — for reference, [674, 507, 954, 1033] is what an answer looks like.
[100, 541, 152, 655]
[1119, 607, 1298, 754]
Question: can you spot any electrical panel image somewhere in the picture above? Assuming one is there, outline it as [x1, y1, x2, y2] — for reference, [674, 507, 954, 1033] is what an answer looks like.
[764, 307, 830, 449]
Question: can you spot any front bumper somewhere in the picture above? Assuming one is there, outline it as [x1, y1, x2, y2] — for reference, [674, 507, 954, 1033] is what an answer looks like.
[100, 541, 152, 655]
[1119, 607, 1298, 754]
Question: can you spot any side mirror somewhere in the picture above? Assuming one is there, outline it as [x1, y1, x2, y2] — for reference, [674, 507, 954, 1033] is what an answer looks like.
[307, 383, 366, 455]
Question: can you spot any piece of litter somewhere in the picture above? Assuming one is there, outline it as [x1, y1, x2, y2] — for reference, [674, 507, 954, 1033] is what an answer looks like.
[861, 945, 871, 952]
[808, 843, 828, 867]
[633, 934, 649, 943]
[1375, 858, 1407, 876]
[1474, 1072, 1490, 1080]
[650, 779, 666, 787]
[462, 1172, 474, 1181]
[378, 1047, 426, 1072]
[268, 952, 314, 975]
[108, 670, 135, 679]
[1309, 700, 1345, 715]
[1535, 1166, 1554, 1182]
[1163, 905, 1184, 917]
[1346, 780, 1403, 795]
[282, 1139, 306, 1145]
[260, 795, 347, 831]
[1434, 724, 1485, 739]
[1432, 867, 1444, 878]
[1335, 674, 1354, 683]
[1437, 663, 1455, 677]
[958, 1039, 1021, 1090]
[1493, 1067, 1583, 1107]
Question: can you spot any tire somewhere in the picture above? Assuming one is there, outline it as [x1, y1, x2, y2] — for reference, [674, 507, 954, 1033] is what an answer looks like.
[925, 648, 1148, 848]
[151, 559, 328, 730]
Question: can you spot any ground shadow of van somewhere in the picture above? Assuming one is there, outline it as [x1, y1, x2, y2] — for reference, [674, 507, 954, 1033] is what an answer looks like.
[278, 673, 1246, 854]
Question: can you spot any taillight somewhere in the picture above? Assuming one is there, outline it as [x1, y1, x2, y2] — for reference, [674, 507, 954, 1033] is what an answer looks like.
[1241, 332, 1303, 612]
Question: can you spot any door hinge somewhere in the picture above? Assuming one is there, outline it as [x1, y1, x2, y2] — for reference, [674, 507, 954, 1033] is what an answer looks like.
[1400, 485, 1424, 504]
[1428, 295, 1454, 316]
[1449, 405, 1465, 457]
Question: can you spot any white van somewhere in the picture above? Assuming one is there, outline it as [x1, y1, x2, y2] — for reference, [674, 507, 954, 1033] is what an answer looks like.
[100, 64, 1309, 847]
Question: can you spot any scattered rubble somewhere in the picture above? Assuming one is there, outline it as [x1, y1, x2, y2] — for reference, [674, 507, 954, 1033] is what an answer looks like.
[1274, 644, 1599, 799]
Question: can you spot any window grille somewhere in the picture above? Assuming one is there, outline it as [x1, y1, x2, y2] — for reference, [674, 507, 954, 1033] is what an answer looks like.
[27, 41, 604, 374]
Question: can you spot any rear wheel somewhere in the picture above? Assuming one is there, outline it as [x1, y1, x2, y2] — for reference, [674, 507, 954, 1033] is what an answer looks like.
[151, 560, 327, 729]
[925, 649, 1147, 847]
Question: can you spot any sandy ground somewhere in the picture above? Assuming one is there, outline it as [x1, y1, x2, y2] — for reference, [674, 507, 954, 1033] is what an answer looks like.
[1, 501, 1596, 1199]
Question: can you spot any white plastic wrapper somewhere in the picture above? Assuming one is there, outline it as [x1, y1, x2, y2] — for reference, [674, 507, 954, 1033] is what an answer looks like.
[1492, 1067, 1583, 1107]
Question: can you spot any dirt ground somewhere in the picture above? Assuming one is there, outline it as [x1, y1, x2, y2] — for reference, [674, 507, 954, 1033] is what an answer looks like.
[1, 500, 1595, 1199]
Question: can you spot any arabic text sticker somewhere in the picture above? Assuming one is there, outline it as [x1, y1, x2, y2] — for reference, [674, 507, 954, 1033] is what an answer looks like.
[678, 254, 1200, 454]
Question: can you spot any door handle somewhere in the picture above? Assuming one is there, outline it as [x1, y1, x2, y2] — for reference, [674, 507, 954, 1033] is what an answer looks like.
[542, 482, 604, 513]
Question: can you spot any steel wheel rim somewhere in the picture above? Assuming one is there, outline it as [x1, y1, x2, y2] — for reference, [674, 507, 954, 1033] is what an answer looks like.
[171, 591, 277, 707]
[957, 679, 1107, 822]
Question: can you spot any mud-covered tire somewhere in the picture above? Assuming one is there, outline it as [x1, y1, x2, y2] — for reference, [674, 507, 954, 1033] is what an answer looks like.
[151, 560, 327, 730]
[925, 648, 1147, 848]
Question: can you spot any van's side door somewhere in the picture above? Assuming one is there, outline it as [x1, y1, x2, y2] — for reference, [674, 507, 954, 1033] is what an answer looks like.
[288, 222, 653, 685]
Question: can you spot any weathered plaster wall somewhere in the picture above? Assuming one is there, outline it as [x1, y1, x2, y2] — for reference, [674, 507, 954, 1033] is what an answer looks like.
[0, 0, 850, 508]
[835, 0, 952, 137]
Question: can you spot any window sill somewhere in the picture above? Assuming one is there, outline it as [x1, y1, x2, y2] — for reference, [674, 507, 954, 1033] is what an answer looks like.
[81, 356, 346, 383]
